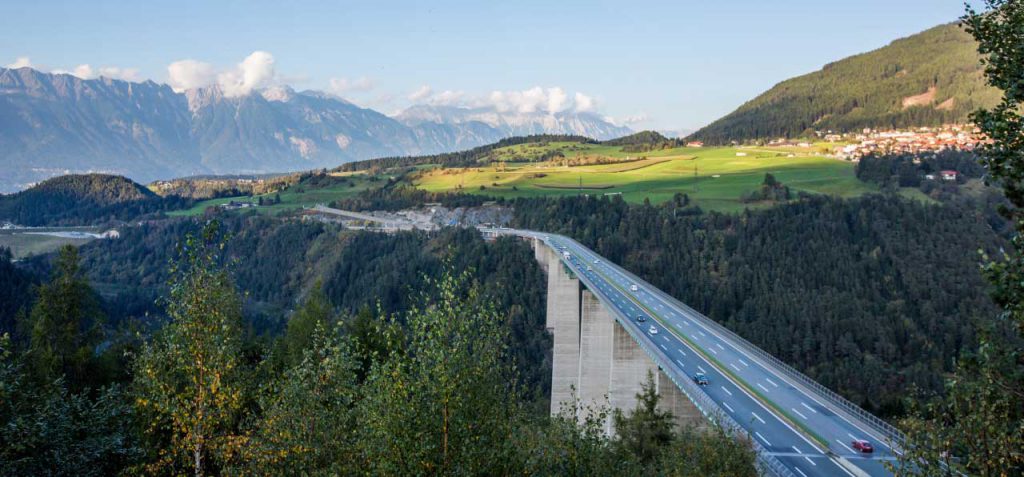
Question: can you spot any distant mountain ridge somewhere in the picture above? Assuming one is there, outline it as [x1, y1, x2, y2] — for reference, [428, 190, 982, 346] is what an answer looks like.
[0, 68, 631, 192]
[689, 23, 1000, 144]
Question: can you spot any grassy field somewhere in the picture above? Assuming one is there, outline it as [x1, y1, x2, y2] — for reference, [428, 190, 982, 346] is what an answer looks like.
[0, 227, 100, 259]
[168, 175, 382, 217]
[414, 145, 878, 212]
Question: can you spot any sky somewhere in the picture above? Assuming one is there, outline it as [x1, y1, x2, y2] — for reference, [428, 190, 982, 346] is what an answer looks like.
[0, 0, 971, 131]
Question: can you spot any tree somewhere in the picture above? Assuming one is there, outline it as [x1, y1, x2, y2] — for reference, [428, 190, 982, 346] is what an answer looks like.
[24, 245, 104, 390]
[612, 371, 676, 465]
[894, 2, 1024, 475]
[272, 283, 336, 371]
[238, 322, 361, 475]
[356, 266, 523, 475]
[132, 222, 249, 476]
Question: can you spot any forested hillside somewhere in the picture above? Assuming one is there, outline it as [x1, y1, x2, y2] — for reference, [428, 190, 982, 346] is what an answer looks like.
[0, 174, 191, 226]
[513, 194, 1004, 415]
[690, 23, 1000, 144]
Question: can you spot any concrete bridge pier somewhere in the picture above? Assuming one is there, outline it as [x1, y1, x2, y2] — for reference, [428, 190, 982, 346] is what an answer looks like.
[534, 238, 704, 435]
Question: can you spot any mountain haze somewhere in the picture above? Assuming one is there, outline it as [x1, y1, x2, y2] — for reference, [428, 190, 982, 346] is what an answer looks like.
[690, 23, 1000, 144]
[0, 68, 630, 192]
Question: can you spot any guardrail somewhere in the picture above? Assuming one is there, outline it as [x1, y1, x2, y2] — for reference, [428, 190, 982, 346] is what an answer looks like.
[555, 235, 906, 449]
[552, 240, 797, 477]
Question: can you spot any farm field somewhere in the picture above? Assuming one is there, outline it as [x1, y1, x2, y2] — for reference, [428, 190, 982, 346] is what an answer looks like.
[168, 175, 382, 217]
[0, 227, 101, 259]
[413, 145, 879, 212]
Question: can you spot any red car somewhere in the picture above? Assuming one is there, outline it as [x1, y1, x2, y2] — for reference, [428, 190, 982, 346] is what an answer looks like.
[851, 439, 874, 453]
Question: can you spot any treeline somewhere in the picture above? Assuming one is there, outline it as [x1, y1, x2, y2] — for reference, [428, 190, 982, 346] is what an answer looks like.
[333, 134, 597, 172]
[512, 194, 1004, 416]
[856, 149, 987, 186]
[603, 130, 685, 152]
[0, 174, 193, 226]
[1, 226, 757, 476]
[331, 183, 490, 211]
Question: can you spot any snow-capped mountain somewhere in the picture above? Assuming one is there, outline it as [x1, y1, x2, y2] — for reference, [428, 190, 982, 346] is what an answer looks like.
[0, 67, 632, 192]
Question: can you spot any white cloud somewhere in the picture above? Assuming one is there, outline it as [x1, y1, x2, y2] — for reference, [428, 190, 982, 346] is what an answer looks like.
[574, 92, 596, 112]
[408, 85, 432, 102]
[604, 113, 648, 126]
[329, 76, 374, 95]
[7, 57, 32, 69]
[429, 90, 466, 106]
[98, 66, 141, 81]
[218, 51, 276, 97]
[167, 59, 217, 92]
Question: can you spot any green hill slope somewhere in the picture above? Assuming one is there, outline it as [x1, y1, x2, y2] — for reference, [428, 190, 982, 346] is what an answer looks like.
[0, 174, 187, 225]
[690, 23, 1000, 144]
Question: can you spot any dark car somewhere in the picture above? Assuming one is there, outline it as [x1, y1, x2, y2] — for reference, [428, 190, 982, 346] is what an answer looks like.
[693, 373, 709, 386]
[636, 315, 647, 322]
[852, 439, 874, 453]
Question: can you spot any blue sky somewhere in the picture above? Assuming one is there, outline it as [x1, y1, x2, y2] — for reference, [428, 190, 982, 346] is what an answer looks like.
[1, 0, 970, 130]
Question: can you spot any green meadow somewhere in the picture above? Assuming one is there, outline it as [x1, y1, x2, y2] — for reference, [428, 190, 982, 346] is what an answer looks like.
[414, 145, 878, 212]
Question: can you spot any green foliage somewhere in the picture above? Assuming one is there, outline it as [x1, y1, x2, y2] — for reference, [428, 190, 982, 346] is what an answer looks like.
[0, 246, 35, 335]
[271, 283, 337, 371]
[691, 23, 1001, 144]
[357, 266, 523, 475]
[238, 322, 361, 476]
[612, 371, 676, 464]
[894, 2, 1024, 474]
[24, 245, 106, 390]
[513, 194, 1003, 414]
[0, 173, 192, 226]
[0, 334, 140, 476]
[331, 183, 488, 212]
[131, 221, 249, 476]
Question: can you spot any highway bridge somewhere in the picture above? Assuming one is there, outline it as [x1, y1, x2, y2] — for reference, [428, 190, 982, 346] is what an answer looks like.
[482, 228, 904, 477]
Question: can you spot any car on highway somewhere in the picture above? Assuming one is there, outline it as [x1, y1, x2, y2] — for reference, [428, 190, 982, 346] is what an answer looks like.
[636, 315, 646, 322]
[586, 265, 593, 271]
[593, 259, 600, 264]
[630, 284, 639, 292]
[648, 325, 658, 335]
[851, 439, 874, 453]
[693, 373, 709, 386]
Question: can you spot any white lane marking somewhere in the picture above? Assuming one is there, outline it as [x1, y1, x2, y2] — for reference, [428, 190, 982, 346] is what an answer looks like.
[794, 467, 808, 477]
[738, 359, 749, 367]
[804, 456, 816, 466]
[766, 377, 779, 388]
[697, 365, 706, 373]
[730, 363, 741, 372]
[722, 402, 735, 413]
[836, 439, 855, 453]
[677, 349, 687, 356]
[698, 331, 706, 337]
[751, 412, 765, 424]
[847, 433, 858, 440]
[801, 402, 817, 414]
[757, 382, 770, 393]
[792, 408, 808, 420]
[709, 348, 718, 355]
[716, 343, 725, 350]
[662, 335, 670, 342]
[691, 334, 699, 340]
[720, 386, 732, 396]
[659, 344, 667, 351]
[675, 359, 685, 367]
[755, 432, 771, 446]
[792, 446, 802, 454]
[683, 320, 690, 326]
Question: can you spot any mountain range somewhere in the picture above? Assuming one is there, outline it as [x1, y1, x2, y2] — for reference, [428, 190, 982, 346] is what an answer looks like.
[689, 23, 1000, 144]
[0, 68, 630, 192]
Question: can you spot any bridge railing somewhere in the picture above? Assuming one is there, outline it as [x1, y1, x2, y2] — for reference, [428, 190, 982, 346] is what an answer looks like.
[568, 236, 907, 449]
[556, 245, 797, 477]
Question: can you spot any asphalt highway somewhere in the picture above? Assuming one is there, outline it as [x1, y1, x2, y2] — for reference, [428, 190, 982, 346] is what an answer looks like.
[487, 228, 899, 477]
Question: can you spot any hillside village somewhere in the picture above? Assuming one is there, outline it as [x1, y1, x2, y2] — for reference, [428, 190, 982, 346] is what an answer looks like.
[821, 124, 987, 160]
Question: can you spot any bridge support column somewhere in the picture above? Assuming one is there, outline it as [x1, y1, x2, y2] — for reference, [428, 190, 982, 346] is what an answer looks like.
[608, 317, 658, 434]
[577, 290, 615, 424]
[657, 369, 708, 431]
[546, 247, 581, 416]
